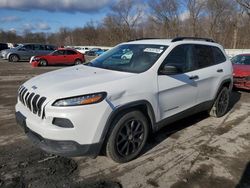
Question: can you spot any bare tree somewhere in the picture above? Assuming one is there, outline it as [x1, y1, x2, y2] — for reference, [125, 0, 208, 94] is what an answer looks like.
[148, 0, 181, 37]
[236, 0, 250, 15]
[106, 0, 143, 40]
[206, 0, 236, 41]
[186, 0, 205, 37]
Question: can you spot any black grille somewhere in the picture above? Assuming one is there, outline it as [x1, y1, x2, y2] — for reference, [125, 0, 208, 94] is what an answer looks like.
[18, 86, 46, 118]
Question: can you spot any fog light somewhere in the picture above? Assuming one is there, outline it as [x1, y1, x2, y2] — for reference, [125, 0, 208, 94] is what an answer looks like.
[52, 118, 74, 128]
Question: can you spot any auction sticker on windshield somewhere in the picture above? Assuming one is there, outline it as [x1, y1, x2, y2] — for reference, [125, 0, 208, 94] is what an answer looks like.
[144, 48, 163, 54]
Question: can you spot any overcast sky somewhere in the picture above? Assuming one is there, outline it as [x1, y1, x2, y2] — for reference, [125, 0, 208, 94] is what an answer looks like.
[0, 0, 116, 34]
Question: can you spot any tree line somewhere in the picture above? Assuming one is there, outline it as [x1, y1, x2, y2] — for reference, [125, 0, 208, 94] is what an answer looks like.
[0, 0, 250, 49]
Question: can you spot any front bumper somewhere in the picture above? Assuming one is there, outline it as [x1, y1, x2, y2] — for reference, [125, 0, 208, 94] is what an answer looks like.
[16, 111, 101, 157]
[31, 61, 39, 67]
[233, 77, 250, 90]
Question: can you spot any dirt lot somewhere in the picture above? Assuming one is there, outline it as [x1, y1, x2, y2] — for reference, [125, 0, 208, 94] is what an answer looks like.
[0, 60, 249, 188]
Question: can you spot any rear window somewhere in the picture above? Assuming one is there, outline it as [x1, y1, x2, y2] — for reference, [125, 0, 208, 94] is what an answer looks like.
[34, 44, 45, 50]
[212, 47, 226, 64]
[194, 45, 214, 68]
[23, 44, 34, 50]
[46, 45, 56, 51]
[66, 50, 77, 55]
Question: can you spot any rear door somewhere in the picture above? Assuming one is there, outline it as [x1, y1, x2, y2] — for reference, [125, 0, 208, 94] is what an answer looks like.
[18, 44, 34, 60]
[65, 50, 78, 64]
[49, 50, 65, 64]
[193, 45, 227, 104]
[157, 44, 198, 120]
[34, 44, 45, 56]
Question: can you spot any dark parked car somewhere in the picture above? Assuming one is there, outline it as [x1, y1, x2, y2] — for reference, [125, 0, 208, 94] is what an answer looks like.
[0, 43, 56, 62]
[85, 48, 105, 56]
[0, 43, 9, 51]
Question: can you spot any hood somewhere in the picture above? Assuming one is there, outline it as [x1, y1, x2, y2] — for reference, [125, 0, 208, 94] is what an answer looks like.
[233, 64, 250, 77]
[23, 65, 135, 100]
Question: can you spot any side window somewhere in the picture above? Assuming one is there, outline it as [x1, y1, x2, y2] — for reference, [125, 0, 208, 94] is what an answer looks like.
[66, 50, 77, 55]
[194, 45, 214, 68]
[47, 45, 56, 51]
[242, 56, 250, 65]
[23, 44, 34, 50]
[212, 47, 226, 64]
[160, 44, 195, 73]
[34, 44, 45, 50]
[53, 50, 65, 55]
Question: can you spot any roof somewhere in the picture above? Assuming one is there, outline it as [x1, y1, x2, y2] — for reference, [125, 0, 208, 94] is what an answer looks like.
[126, 37, 218, 46]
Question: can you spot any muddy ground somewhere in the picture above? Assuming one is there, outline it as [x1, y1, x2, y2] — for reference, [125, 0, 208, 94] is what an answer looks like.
[0, 59, 249, 188]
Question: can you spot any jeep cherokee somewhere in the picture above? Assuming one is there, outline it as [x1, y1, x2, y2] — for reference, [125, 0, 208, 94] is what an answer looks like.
[15, 37, 233, 163]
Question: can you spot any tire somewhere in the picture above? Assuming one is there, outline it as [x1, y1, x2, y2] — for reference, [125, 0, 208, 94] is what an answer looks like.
[9, 54, 19, 62]
[209, 87, 230, 117]
[74, 59, 82, 65]
[39, 59, 48, 66]
[106, 110, 149, 163]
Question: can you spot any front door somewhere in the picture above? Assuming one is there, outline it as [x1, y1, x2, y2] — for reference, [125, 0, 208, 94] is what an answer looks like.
[157, 44, 198, 120]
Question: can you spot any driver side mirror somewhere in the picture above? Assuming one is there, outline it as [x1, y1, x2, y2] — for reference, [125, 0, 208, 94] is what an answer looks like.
[159, 65, 181, 75]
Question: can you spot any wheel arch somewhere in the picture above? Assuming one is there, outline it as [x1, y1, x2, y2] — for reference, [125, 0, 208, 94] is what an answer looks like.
[214, 78, 232, 100]
[8, 53, 20, 61]
[39, 58, 48, 66]
[97, 100, 156, 155]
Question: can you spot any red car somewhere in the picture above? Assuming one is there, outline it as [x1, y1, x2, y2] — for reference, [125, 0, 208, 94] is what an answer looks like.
[232, 54, 250, 90]
[31, 48, 85, 67]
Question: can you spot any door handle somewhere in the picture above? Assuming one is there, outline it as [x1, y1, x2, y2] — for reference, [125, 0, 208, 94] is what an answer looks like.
[217, 69, 223, 73]
[189, 75, 199, 80]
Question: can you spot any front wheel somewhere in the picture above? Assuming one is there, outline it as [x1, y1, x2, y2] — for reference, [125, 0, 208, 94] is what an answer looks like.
[9, 54, 19, 62]
[39, 59, 48, 66]
[106, 111, 149, 163]
[74, 59, 82, 65]
[209, 87, 230, 117]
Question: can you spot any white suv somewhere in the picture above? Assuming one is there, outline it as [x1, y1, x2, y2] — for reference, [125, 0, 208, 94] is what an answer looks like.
[15, 37, 233, 163]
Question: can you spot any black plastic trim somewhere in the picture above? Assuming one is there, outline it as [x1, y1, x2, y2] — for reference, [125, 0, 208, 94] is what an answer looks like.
[214, 78, 232, 100]
[95, 100, 156, 155]
[155, 100, 214, 130]
[52, 117, 74, 128]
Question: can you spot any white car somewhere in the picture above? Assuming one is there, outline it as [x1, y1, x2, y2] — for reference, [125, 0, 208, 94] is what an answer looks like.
[121, 51, 133, 59]
[74, 47, 90, 54]
[15, 37, 233, 163]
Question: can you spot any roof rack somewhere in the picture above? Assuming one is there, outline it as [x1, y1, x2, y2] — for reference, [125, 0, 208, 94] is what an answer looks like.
[171, 37, 215, 43]
[127, 38, 164, 42]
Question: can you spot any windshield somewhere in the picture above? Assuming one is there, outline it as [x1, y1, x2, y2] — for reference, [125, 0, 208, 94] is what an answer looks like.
[87, 44, 168, 73]
[231, 55, 250, 65]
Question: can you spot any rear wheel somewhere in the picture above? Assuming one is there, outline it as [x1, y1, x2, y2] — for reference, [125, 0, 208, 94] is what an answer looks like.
[209, 87, 230, 117]
[9, 54, 19, 62]
[106, 111, 149, 163]
[74, 59, 82, 65]
[39, 59, 48, 66]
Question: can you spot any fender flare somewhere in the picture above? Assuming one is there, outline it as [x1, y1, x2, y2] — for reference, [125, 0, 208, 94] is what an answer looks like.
[95, 100, 156, 155]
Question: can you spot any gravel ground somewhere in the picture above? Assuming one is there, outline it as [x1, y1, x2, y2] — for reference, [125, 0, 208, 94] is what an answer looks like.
[0, 59, 249, 188]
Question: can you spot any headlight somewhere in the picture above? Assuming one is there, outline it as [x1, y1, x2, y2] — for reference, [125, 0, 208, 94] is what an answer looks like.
[53, 92, 107, 106]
